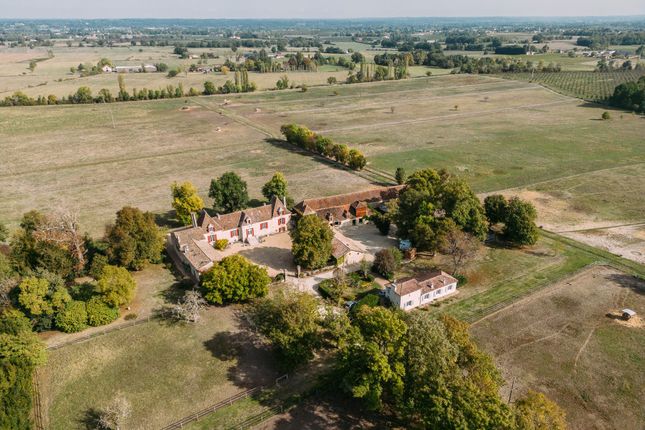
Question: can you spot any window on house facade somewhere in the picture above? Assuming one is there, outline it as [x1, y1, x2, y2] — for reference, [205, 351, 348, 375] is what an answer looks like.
[405, 300, 413, 307]
[423, 293, 430, 300]
[260, 222, 268, 230]
[230, 230, 237, 238]
[210, 234, 216, 243]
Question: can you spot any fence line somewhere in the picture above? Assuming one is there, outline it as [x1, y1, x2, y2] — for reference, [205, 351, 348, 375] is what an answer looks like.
[227, 405, 284, 430]
[465, 262, 604, 324]
[159, 374, 288, 430]
[46, 315, 154, 350]
[160, 386, 262, 430]
[32, 370, 45, 430]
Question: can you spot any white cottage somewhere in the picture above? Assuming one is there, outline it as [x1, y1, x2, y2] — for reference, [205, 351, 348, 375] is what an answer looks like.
[386, 271, 458, 311]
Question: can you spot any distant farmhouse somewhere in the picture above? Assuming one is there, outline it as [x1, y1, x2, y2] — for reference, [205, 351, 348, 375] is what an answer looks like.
[386, 271, 458, 311]
[113, 64, 158, 73]
[293, 185, 403, 227]
[170, 196, 290, 278]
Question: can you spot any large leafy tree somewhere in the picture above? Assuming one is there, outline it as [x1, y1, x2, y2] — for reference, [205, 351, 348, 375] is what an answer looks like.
[0, 310, 47, 430]
[200, 255, 270, 305]
[96, 265, 137, 308]
[104, 207, 164, 270]
[395, 169, 487, 251]
[10, 210, 78, 279]
[337, 306, 407, 410]
[503, 197, 539, 246]
[261, 172, 288, 201]
[513, 390, 567, 430]
[484, 194, 509, 224]
[171, 181, 204, 226]
[249, 290, 322, 370]
[291, 215, 333, 270]
[209, 172, 249, 213]
[402, 313, 514, 429]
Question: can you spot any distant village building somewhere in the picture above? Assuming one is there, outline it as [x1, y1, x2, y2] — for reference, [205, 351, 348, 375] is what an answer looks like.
[293, 186, 403, 227]
[170, 196, 290, 279]
[386, 271, 458, 311]
[101, 65, 113, 73]
[114, 64, 157, 73]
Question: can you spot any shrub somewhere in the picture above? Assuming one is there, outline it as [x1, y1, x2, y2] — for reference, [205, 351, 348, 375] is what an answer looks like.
[55, 300, 88, 332]
[89, 253, 109, 279]
[214, 239, 228, 250]
[86, 297, 119, 326]
[355, 293, 380, 309]
[373, 248, 403, 279]
[601, 111, 611, 120]
[200, 255, 270, 305]
[318, 278, 346, 303]
[454, 273, 468, 286]
[96, 265, 137, 308]
[124, 313, 137, 320]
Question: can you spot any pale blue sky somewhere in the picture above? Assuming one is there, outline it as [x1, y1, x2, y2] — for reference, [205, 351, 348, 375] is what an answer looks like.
[1, 0, 644, 19]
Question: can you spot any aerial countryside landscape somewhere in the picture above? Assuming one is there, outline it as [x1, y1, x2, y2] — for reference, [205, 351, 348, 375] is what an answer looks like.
[0, 1, 644, 429]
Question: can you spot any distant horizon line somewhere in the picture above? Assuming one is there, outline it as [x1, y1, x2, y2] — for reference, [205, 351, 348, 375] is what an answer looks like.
[2, 15, 645, 20]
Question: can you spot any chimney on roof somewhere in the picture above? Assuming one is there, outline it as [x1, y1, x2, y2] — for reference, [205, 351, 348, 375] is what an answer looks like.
[190, 212, 197, 228]
[216, 213, 221, 219]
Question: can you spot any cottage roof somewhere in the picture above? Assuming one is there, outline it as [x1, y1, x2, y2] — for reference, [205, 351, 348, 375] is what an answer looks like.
[390, 271, 458, 297]
[331, 237, 351, 259]
[293, 185, 403, 216]
[197, 196, 287, 232]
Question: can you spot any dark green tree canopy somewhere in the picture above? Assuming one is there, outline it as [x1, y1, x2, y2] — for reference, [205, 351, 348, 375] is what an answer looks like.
[395, 169, 487, 251]
[503, 197, 539, 246]
[105, 206, 164, 270]
[249, 290, 322, 370]
[209, 172, 249, 213]
[290, 215, 333, 270]
[484, 194, 509, 224]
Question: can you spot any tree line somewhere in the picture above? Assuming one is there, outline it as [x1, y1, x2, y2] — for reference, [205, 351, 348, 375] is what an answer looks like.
[0, 204, 166, 427]
[280, 124, 367, 170]
[609, 75, 645, 113]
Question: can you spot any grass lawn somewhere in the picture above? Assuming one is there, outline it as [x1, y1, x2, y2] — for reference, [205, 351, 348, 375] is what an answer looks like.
[471, 265, 645, 429]
[40, 306, 279, 430]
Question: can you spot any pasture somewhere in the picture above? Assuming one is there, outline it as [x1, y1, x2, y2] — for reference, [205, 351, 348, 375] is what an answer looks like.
[471, 265, 645, 430]
[39, 305, 280, 430]
[0, 44, 443, 100]
[1, 73, 643, 252]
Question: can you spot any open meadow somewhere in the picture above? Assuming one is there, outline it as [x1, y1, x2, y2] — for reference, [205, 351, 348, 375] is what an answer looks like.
[471, 265, 645, 430]
[0, 44, 443, 100]
[39, 304, 280, 430]
[2, 73, 643, 254]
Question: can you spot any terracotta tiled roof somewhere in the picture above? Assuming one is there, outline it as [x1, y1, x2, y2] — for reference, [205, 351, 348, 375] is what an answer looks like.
[391, 271, 458, 297]
[331, 237, 351, 259]
[197, 196, 287, 232]
[293, 185, 403, 216]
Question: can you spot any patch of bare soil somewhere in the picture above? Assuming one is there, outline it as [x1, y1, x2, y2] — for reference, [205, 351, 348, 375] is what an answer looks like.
[485, 190, 645, 264]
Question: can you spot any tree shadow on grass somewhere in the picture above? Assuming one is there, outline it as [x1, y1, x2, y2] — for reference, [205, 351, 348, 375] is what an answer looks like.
[264, 138, 391, 187]
[78, 408, 102, 430]
[269, 391, 392, 430]
[203, 314, 279, 390]
[606, 273, 645, 297]
[155, 210, 183, 230]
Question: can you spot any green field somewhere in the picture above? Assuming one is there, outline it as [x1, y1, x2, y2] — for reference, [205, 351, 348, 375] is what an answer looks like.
[502, 70, 645, 100]
[40, 305, 279, 430]
[2, 73, 643, 243]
